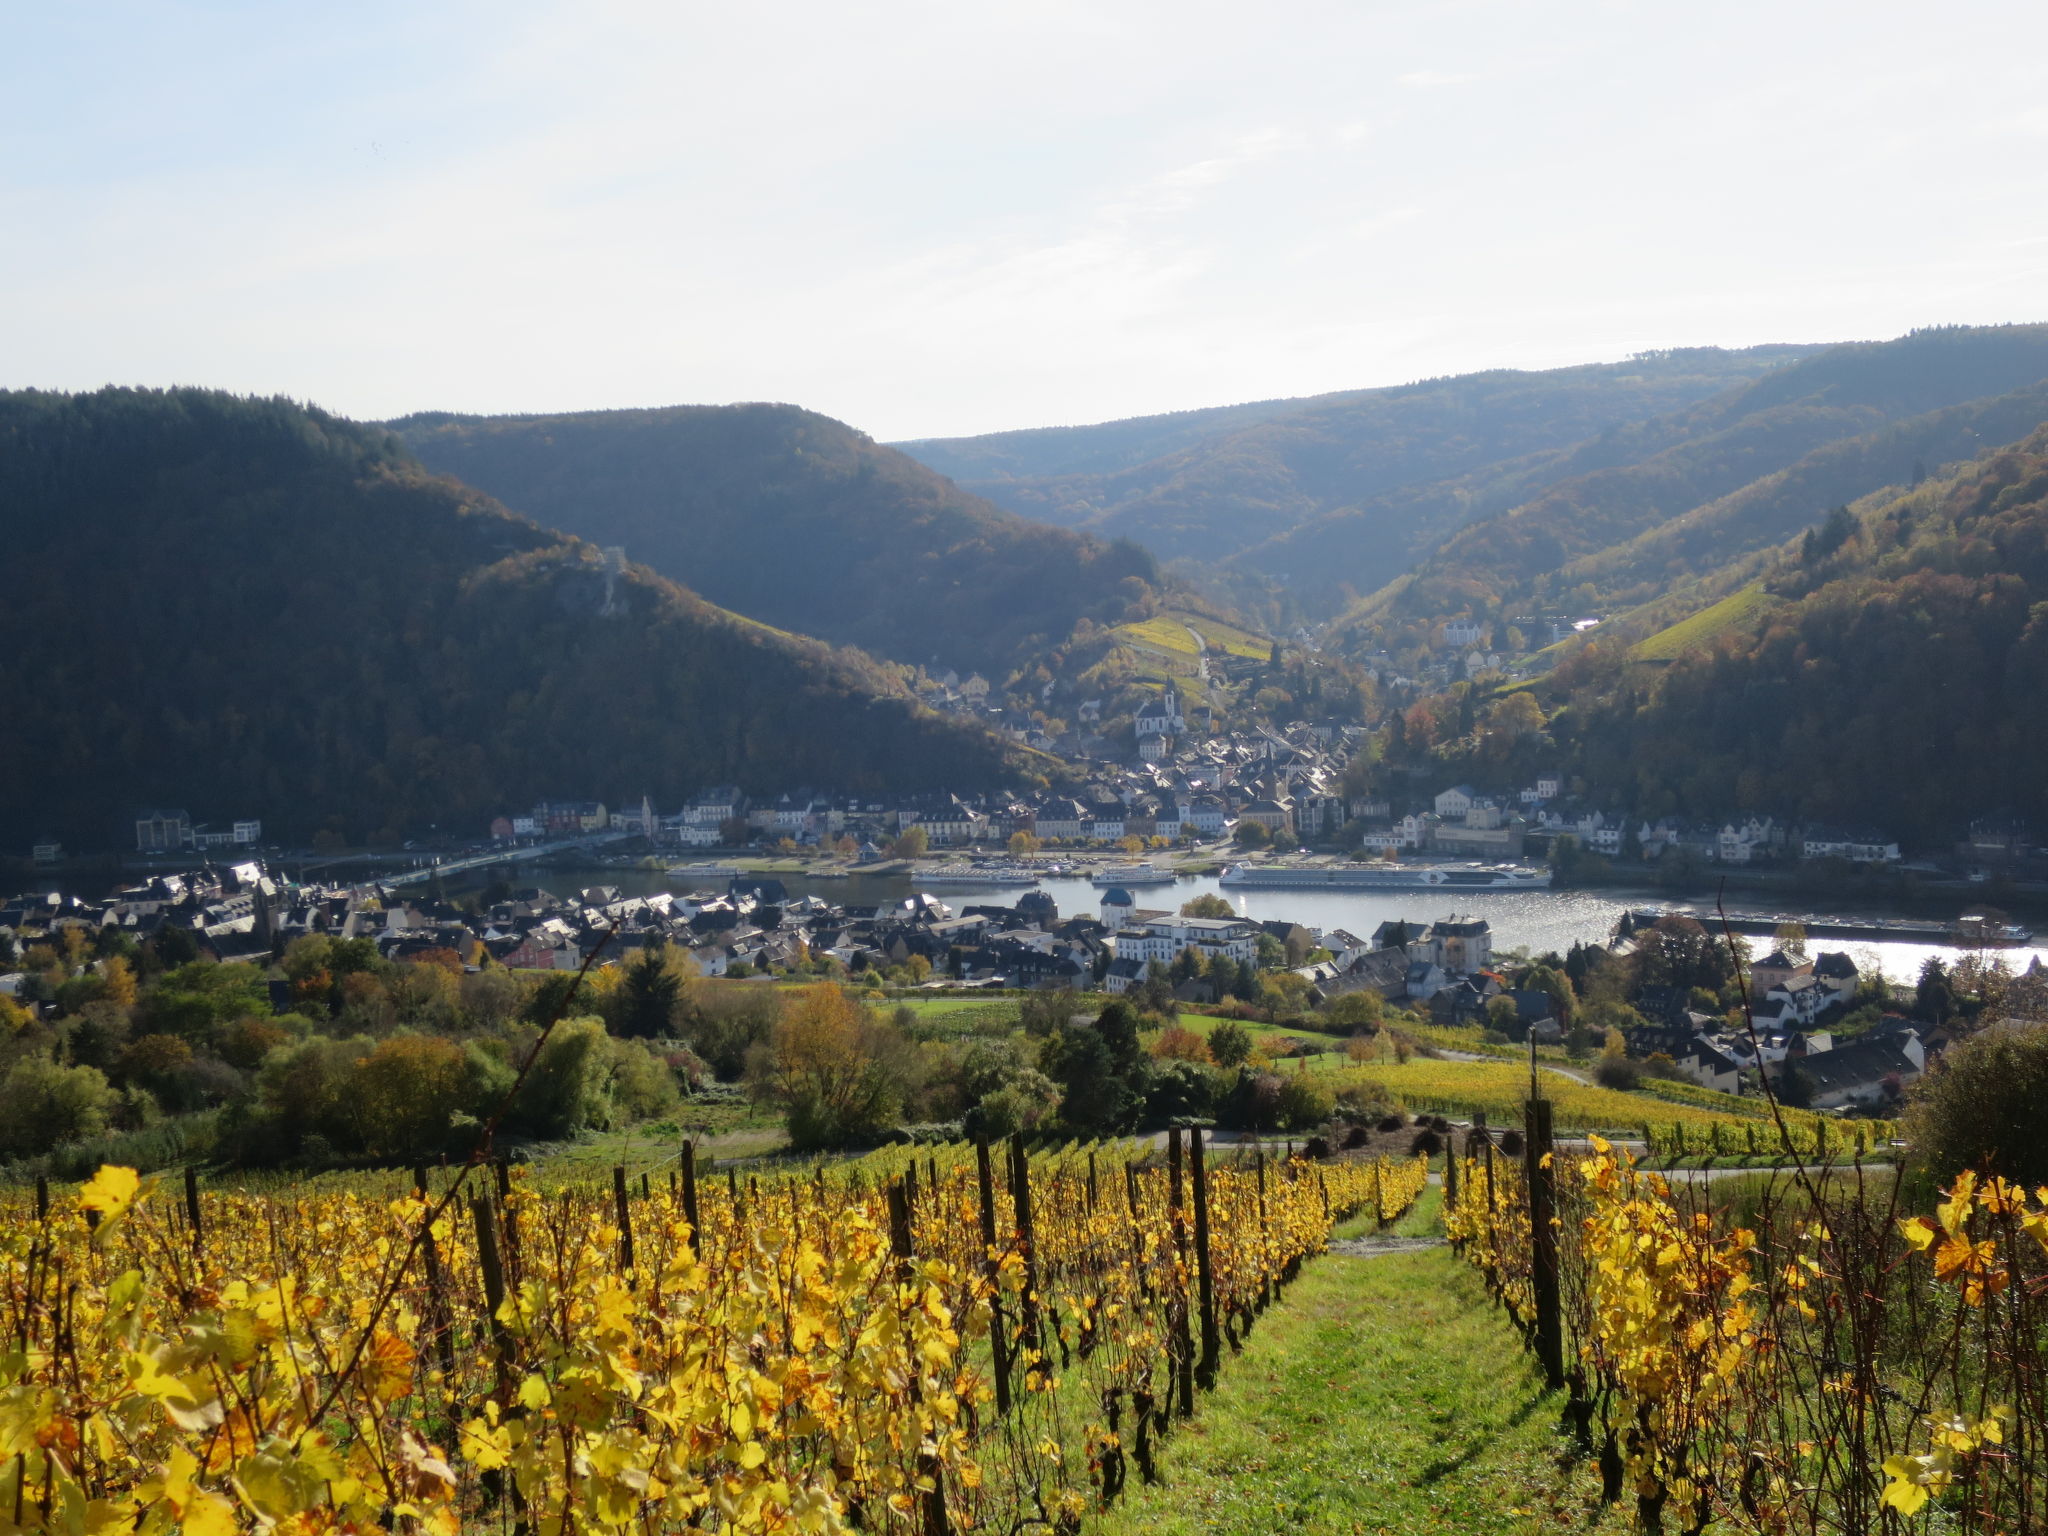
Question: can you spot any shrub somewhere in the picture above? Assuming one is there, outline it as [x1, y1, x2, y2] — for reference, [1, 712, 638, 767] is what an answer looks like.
[1498, 1128, 1525, 1156]
[1376, 1114, 1406, 1133]
[1409, 1127, 1444, 1156]
[1594, 1055, 1644, 1091]
[1275, 1075, 1335, 1132]
[1904, 1021, 2048, 1189]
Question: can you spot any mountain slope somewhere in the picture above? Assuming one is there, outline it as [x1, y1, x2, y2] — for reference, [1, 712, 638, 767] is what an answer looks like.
[1540, 428, 2048, 843]
[896, 347, 1821, 572]
[391, 404, 1159, 679]
[0, 389, 1021, 850]
[1336, 324, 2048, 645]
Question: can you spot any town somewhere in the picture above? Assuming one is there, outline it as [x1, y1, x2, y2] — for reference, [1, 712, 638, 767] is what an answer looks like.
[38, 668, 2035, 901]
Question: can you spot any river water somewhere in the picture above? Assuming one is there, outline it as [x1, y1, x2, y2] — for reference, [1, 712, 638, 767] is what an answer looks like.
[578, 867, 2046, 985]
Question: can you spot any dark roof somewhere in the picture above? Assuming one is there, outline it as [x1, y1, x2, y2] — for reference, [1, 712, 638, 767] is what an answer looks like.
[1792, 1036, 1919, 1092]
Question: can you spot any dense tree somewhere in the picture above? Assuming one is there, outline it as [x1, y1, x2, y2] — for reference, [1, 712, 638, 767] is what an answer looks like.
[395, 402, 1161, 680]
[1207, 1021, 1254, 1069]
[0, 388, 1021, 851]
[615, 943, 691, 1039]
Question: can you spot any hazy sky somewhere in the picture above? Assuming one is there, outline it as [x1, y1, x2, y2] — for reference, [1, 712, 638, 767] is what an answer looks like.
[6, 1, 2048, 441]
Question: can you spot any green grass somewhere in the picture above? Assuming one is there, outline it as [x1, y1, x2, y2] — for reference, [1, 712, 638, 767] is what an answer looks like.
[522, 1102, 786, 1175]
[1099, 1188, 1624, 1536]
[1627, 583, 1775, 663]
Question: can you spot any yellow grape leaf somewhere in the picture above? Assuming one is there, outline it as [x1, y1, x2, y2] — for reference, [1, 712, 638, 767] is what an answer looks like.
[182, 1490, 240, 1536]
[1879, 1459, 1931, 1515]
[1898, 1216, 1936, 1251]
[78, 1166, 145, 1239]
[360, 1328, 417, 1405]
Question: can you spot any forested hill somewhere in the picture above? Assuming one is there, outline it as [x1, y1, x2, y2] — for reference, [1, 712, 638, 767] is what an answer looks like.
[1340, 324, 2048, 643]
[894, 346, 1821, 575]
[1536, 427, 2048, 844]
[0, 389, 1021, 850]
[391, 403, 1160, 679]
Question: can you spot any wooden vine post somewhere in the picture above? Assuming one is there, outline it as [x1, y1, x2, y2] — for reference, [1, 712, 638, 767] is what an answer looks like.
[680, 1138, 702, 1255]
[183, 1166, 203, 1251]
[973, 1141, 1012, 1415]
[612, 1165, 635, 1277]
[413, 1165, 458, 1381]
[1167, 1129, 1195, 1416]
[1007, 1135, 1041, 1361]
[887, 1180, 952, 1536]
[1524, 1096, 1564, 1388]
[1188, 1126, 1220, 1390]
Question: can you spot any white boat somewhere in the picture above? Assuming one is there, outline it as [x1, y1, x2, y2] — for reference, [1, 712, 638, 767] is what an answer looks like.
[1090, 864, 1178, 887]
[665, 863, 743, 880]
[1217, 861, 1552, 890]
[913, 864, 1042, 888]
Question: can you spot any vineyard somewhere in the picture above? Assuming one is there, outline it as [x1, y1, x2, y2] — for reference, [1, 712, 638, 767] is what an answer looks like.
[0, 1138, 1425, 1535]
[1445, 1120, 2048, 1532]
[1320, 1058, 1890, 1147]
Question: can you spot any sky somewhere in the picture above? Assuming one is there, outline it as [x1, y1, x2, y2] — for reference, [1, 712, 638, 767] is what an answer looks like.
[5, 0, 2048, 442]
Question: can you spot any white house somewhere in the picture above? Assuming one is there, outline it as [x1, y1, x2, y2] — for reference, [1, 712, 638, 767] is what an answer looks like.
[1801, 827, 1902, 864]
[1442, 620, 1486, 648]
[1433, 785, 1475, 820]
[1115, 916, 1259, 967]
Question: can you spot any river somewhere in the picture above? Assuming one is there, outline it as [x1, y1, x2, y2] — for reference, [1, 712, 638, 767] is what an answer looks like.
[568, 866, 2046, 985]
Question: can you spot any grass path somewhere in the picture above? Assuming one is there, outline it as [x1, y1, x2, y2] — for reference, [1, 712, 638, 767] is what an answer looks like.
[1098, 1185, 1625, 1536]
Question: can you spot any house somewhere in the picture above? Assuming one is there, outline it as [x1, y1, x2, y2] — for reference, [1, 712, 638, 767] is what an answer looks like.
[1750, 949, 1812, 1001]
[1812, 952, 1861, 1007]
[1405, 960, 1449, 1000]
[1441, 620, 1486, 648]
[134, 809, 193, 853]
[537, 800, 608, 836]
[1433, 785, 1476, 820]
[1677, 1036, 1746, 1094]
[1117, 916, 1260, 967]
[1421, 916, 1493, 975]
[1102, 956, 1151, 995]
[1763, 973, 1829, 1027]
[1239, 799, 1294, 837]
[1307, 947, 1411, 1006]
[1359, 814, 1428, 851]
[1783, 1027, 1925, 1109]
[1800, 826, 1902, 864]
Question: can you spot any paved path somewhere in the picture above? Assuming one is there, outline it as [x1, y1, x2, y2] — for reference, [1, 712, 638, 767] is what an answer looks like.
[1435, 1047, 1591, 1085]
[1327, 1235, 1447, 1258]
